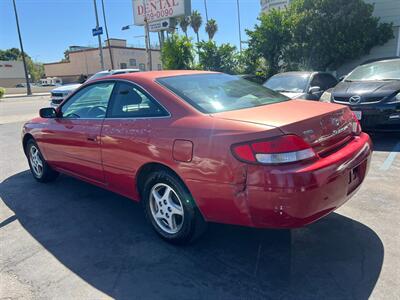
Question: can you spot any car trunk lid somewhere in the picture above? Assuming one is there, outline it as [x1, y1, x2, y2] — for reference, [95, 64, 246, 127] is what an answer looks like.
[211, 100, 354, 155]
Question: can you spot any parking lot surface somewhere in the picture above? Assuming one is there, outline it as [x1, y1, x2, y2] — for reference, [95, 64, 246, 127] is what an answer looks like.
[0, 96, 399, 299]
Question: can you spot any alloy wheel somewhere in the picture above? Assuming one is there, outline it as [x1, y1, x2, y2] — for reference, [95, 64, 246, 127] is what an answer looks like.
[149, 183, 184, 234]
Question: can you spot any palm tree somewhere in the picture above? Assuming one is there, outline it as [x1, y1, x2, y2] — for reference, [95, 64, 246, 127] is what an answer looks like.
[205, 19, 218, 40]
[190, 10, 202, 44]
[179, 16, 190, 38]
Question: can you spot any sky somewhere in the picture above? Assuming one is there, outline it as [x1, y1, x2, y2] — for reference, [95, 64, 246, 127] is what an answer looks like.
[0, 0, 261, 63]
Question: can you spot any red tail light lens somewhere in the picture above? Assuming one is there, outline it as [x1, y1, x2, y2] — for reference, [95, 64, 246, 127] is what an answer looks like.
[232, 135, 317, 164]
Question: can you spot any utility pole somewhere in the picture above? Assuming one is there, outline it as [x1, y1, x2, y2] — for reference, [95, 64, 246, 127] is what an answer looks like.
[236, 0, 242, 53]
[143, 0, 152, 71]
[204, 0, 209, 22]
[101, 0, 114, 69]
[12, 0, 31, 95]
[93, 0, 105, 70]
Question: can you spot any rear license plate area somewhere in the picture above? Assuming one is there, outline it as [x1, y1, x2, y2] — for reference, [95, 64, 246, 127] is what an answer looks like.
[347, 162, 366, 195]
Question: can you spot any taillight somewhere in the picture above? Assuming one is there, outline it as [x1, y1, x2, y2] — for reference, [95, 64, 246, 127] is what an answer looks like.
[350, 112, 362, 136]
[231, 135, 317, 165]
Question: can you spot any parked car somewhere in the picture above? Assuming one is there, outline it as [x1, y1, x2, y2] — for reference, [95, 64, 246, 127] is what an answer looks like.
[320, 58, 400, 131]
[23, 71, 371, 244]
[50, 68, 140, 107]
[264, 71, 338, 100]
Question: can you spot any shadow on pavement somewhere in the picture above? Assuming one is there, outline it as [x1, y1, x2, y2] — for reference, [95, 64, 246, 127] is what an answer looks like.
[1, 171, 384, 299]
[368, 131, 400, 152]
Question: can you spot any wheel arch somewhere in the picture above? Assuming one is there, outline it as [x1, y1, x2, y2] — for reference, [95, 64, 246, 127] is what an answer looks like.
[22, 133, 34, 155]
[136, 162, 185, 198]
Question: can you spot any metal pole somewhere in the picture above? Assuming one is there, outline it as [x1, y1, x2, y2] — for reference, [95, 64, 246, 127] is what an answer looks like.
[101, 0, 114, 69]
[93, 0, 105, 70]
[236, 0, 242, 53]
[143, 0, 152, 71]
[204, 0, 209, 22]
[12, 0, 31, 95]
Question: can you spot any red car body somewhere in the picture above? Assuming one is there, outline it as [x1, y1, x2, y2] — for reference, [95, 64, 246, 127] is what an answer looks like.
[22, 71, 372, 228]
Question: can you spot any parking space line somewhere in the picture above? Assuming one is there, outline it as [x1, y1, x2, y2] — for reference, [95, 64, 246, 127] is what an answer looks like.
[380, 142, 400, 171]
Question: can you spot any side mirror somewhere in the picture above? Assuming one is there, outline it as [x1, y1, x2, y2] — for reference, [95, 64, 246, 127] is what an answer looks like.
[308, 86, 322, 94]
[338, 75, 346, 82]
[39, 107, 57, 118]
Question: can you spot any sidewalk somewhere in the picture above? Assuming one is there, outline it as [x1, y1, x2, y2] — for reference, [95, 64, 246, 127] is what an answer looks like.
[3, 92, 50, 99]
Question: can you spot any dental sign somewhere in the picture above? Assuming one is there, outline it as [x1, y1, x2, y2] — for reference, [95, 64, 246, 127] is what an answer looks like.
[133, 0, 191, 25]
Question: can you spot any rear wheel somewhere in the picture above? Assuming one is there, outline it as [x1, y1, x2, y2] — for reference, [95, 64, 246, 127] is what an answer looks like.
[142, 170, 206, 244]
[26, 140, 59, 182]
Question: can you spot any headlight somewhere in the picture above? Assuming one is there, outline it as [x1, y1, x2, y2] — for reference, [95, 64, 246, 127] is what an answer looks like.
[396, 92, 400, 101]
[320, 90, 332, 102]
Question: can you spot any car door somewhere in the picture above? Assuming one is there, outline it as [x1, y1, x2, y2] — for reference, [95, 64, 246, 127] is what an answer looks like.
[41, 81, 115, 183]
[101, 81, 170, 199]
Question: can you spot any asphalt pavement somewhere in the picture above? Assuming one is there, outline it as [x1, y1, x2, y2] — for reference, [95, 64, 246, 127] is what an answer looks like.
[0, 96, 399, 299]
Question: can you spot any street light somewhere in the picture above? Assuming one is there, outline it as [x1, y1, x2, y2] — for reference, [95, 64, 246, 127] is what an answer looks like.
[12, 0, 31, 95]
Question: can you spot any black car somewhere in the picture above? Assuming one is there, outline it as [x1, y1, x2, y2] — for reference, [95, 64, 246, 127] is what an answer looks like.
[263, 71, 338, 100]
[320, 58, 400, 131]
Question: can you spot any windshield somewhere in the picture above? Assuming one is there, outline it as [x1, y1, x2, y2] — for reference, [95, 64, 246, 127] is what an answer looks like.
[157, 73, 289, 113]
[263, 74, 310, 93]
[87, 71, 111, 81]
[346, 60, 400, 81]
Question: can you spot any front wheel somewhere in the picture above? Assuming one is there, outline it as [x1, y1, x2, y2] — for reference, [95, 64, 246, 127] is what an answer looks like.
[142, 171, 206, 244]
[26, 140, 59, 182]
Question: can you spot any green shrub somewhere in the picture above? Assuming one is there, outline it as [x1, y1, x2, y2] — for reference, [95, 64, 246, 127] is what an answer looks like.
[0, 87, 5, 98]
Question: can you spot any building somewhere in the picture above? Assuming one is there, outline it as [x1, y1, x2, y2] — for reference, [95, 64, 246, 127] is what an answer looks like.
[260, 0, 291, 13]
[44, 39, 162, 84]
[0, 60, 25, 87]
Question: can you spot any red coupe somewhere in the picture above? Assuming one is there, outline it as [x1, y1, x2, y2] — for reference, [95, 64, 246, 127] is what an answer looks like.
[22, 71, 372, 243]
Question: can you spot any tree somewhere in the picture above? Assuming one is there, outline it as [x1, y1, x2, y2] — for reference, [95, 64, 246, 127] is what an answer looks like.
[0, 48, 44, 81]
[179, 16, 190, 38]
[246, 0, 394, 76]
[198, 41, 238, 74]
[246, 9, 291, 77]
[190, 10, 202, 44]
[286, 0, 394, 70]
[205, 19, 218, 40]
[161, 34, 194, 70]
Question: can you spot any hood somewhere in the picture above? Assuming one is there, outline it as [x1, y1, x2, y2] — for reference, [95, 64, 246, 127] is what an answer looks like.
[280, 92, 306, 99]
[333, 80, 400, 97]
[51, 84, 81, 93]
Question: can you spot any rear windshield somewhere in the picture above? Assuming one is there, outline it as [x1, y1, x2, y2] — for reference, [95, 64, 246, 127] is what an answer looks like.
[157, 73, 289, 113]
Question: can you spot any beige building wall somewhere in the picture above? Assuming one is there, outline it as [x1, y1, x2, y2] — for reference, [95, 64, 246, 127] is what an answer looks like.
[0, 61, 25, 87]
[44, 45, 161, 83]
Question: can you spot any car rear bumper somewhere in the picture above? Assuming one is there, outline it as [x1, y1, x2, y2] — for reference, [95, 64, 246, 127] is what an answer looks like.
[187, 133, 372, 228]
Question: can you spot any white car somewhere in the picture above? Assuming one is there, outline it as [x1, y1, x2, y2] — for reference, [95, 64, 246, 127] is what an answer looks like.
[50, 69, 140, 107]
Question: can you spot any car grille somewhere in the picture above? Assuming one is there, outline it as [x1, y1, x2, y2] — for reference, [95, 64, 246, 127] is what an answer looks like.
[51, 92, 64, 98]
[51, 99, 63, 104]
[333, 96, 384, 104]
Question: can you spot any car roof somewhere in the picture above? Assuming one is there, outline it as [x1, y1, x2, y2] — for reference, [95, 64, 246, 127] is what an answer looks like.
[107, 70, 218, 81]
[360, 57, 400, 65]
[272, 71, 314, 77]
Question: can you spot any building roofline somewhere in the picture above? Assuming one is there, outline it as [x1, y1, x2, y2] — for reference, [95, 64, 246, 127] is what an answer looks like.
[44, 46, 160, 65]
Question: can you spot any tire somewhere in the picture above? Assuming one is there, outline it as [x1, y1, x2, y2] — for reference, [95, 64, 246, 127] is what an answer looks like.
[142, 170, 207, 244]
[26, 139, 59, 183]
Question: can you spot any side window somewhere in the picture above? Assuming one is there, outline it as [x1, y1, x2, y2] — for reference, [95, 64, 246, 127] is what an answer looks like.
[310, 74, 323, 88]
[61, 82, 115, 119]
[108, 82, 168, 118]
[321, 74, 338, 89]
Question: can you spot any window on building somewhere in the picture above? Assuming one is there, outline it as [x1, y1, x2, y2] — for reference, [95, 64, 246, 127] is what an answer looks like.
[129, 59, 137, 66]
[139, 63, 146, 71]
[157, 64, 162, 71]
[120, 63, 127, 69]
